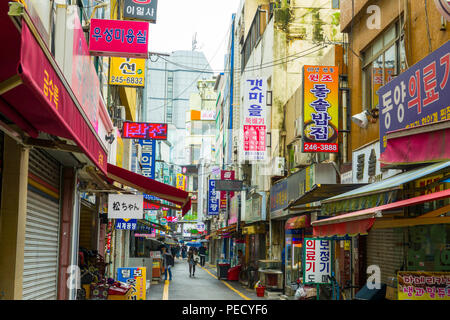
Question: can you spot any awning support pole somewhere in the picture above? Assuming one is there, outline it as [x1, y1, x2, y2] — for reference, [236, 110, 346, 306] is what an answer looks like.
[0, 74, 22, 96]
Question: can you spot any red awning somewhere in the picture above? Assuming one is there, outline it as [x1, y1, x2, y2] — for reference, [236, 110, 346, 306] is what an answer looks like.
[380, 125, 450, 166]
[0, 8, 108, 174]
[312, 189, 450, 237]
[106, 163, 191, 215]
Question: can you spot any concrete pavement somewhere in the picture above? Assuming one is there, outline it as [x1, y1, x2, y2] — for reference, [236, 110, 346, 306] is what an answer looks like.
[148, 257, 267, 300]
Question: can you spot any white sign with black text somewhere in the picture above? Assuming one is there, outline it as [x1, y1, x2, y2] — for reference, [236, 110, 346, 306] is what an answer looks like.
[108, 194, 144, 219]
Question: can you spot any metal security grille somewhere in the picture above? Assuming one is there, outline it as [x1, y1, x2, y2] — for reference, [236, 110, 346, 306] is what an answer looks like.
[366, 228, 405, 285]
[23, 149, 61, 300]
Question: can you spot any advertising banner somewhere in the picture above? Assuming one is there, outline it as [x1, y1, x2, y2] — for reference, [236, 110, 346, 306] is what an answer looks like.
[302, 66, 339, 153]
[108, 194, 143, 219]
[89, 19, 149, 58]
[208, 179, 220, 216]
[303, 238, 332, 284]
[122, 122, 168, 140]
[398, 271, 450, 300]
[243, 77, 267, 161]
[378, 40, 450, 154]
[109, 57, 145, 87]
[117, 267, 146, 300]
[123, 0, 158, 23]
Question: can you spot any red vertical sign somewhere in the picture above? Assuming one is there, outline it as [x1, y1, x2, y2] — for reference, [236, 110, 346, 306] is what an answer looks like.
[220, 170, 235, 209]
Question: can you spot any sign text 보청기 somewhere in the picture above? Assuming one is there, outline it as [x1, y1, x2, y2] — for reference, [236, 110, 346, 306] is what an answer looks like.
[303, 238, 332, 284]
[303, 66, 339, 153]
[108, 194, 143, 219]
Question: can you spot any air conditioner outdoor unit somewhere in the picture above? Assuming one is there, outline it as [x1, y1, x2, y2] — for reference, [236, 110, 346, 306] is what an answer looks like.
[273, 157, 285, 176]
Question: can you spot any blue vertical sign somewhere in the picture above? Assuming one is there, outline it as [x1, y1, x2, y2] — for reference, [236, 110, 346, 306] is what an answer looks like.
[139, 139, 156, 179]
[208, 179, 219, 216]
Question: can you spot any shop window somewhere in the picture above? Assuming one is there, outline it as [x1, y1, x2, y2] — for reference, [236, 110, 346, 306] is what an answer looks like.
[332, 0, 340, 9]
[361, 19, 406, 111]
[407, 224, 450, 271]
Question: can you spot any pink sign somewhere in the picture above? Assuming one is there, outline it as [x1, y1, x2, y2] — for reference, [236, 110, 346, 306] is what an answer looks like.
[220, 170, 235, 209]
[89, 19, 149, 58]
[72, 12, 100, 132]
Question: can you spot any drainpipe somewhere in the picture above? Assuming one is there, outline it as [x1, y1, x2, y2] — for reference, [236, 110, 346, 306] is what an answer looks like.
[228, 14, 235, 166]
[69, 169, 80, 300]
[342, 88, 348, 163]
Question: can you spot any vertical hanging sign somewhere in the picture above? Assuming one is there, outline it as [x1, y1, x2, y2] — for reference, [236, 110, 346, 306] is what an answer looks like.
[140, 139, 156, 179]
[208, 179, 220, 216]
[303, 238, 332, 285]
[243, 76, 267, 161]
[302, 66, 339, 153]
[220, 170, 235, 209]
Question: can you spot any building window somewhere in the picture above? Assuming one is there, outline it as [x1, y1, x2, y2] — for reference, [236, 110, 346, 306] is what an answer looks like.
[361, 19, 406, 111]
[332, 0, 340, 9]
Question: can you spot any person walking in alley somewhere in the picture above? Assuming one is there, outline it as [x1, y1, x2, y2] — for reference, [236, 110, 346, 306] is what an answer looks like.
[162, 247, 174, 281]
[181, 245, 187, 259]
[198, 244, 207, 267]
[187, 247, 199, 277]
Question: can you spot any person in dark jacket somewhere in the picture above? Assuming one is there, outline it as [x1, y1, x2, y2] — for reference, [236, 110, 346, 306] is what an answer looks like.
[161, 247, 174, 281]
[198, 244, 207, 266]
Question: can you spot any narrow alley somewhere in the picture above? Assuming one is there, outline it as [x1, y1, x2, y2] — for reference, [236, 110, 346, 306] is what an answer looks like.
[148, 257, 266, 301]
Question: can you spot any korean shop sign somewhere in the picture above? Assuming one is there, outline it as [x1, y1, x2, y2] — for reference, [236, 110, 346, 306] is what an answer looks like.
[303, 238, 332, 284]
[398, 271, 450, 300]
[89, 19, 149, 58]
[176, 174, 186, 191]
[115, 219, 137, 230]
[117, 267, 147, 300]
[109, 57, 145, 87]
[108, 194, 143, 219]
[269, 179, 288, 214]
[139, 139, 156, 179]
[122, 122, 168, 139]
[124, 0, 158, 23]
[243, 77, 267, 161]
[302, 66, 339, 153]
[378, 40, 450, 154]
[208, 179, 220, 216]
[220, 170, 235, 209]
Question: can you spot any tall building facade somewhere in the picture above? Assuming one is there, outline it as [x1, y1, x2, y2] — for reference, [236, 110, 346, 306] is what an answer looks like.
[143, 51, 214, 165]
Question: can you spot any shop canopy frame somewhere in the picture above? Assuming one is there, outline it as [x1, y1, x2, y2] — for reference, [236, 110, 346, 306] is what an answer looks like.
[321, 161, 450, 214]
[105, 163, 191, 215]
[312, 189, 450, 237]
[287, 183, 364, 209]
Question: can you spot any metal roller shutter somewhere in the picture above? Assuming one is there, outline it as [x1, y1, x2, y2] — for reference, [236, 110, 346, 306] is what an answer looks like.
[23, 149, 61, 300]
[366, 228, 405, 285]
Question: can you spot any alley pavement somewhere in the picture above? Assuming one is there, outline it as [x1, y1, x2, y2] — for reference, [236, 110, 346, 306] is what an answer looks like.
[148, 257, 267, 300]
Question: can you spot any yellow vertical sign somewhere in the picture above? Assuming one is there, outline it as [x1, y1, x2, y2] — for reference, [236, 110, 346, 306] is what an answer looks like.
[176, 174, 186, 190]
[109, 57, 145, 87]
